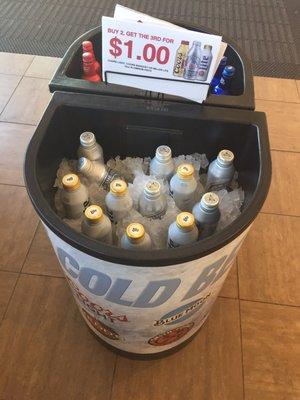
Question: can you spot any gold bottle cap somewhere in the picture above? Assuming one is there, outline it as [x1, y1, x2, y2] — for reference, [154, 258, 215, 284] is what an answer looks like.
[176, 212, 195, 229]
[62, 174, 80, 191]
[126, 223, 145, 242]
[218, 149, 234, 164]
[84, 205, 103, 222]
[177, 163, 194, 179]
[110, 179, 127, 196]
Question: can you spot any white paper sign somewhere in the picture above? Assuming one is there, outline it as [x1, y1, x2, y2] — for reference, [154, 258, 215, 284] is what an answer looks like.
[101, 16, 223, 103]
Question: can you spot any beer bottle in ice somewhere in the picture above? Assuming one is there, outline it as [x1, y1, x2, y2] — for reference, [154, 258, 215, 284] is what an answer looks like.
[61, 173, 89, 219]
[78, 157, 119, 190]
[170, 163, 198, 211]
[121, 222, 152, 251]
[105, 179, 133, 224]
[81, 205, 113, 244]
[150, 145, 175, 181]
[139, 180, 167, 219]
[167, 212, 198, 248]
[206, 150, 235, 191]
[78, 131, 104, 163]
[210, 56, 227, 88]
[193, 192, 220, 239]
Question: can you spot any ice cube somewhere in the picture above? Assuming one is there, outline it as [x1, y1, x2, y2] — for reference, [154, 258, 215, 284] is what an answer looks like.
[63, 217, 83, 233]
[89, 182, 107, 210]
[54, 158, 78, 188]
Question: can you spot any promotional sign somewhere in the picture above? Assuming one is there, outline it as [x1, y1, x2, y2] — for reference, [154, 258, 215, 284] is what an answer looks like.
[45, 224, 250, 354]
[101, 15, 223, 103]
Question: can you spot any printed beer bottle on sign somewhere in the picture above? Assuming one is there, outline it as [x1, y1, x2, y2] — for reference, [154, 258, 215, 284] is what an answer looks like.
[173, 41, 189, 77]
[183, 41, 202, 80]
[196, 44, 212, 81]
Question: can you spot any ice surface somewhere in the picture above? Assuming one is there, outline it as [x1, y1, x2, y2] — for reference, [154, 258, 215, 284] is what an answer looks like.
[107, 156, 150, 182]
[216, 187, 244, 231]
[54, 153, 244, 248]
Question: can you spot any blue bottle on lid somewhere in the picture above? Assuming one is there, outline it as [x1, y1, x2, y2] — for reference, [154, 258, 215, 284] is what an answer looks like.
[212, 65, 236, 95]
[210, 56, 227, 88]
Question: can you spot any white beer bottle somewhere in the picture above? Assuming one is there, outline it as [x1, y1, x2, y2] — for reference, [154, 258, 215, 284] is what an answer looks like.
[61, 173, 89, 219]
[139, 180, 167, 219]
[206, 149, 235, 191]
[121, 223, 152, 251]
[193, 192, 220, 239]
[81, 205, 113, 244]
[78, 157, 119, 189]
[169, 163, 198, 212]
[78, 131, 104, 163]
[150, 145, 175, 181]
[105, 179, 133, 224]
[168, 212, 198, 248]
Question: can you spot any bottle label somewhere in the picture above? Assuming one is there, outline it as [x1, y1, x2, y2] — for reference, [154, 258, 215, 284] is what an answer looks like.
[168, 238, 180, 248]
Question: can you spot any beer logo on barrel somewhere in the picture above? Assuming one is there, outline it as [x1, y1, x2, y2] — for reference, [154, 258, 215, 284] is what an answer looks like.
[154, 293, 211, 326]
[82, 308, 120, 341]
[148, 323, 194, 346]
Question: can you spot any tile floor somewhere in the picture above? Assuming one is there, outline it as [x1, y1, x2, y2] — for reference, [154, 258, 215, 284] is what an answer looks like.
[0, 52, 299, 400]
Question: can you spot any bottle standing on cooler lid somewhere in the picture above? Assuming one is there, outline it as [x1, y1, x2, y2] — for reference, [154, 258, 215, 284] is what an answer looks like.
[196, 45, 213, 81]
[78, 157, 119, 190]
[78, 131, 104, 163]
[168, 212, 198, 248]
[139, 180, 167, 219]
[206, 150, 235, 191]
[170, 163, 198, 212]
[150, 145, 175, 181]
[61, 173, 89, 219]
[82, 41, 101, 76]
[173, 41, 190, 77]
[210, 56, 227, 88]
[193, 192, 220, 239]
[212, 65, 236, 95]
[183, 41, 202, 80]
[121, 223, 152, 251]
[81, 205, 113, 244]
[82, 52, 101, 83]
[105, 179, 133, 224]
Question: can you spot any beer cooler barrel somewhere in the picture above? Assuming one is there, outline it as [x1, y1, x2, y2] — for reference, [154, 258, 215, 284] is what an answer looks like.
[24, 91, 271, 355]
[49, 23, 255, 110]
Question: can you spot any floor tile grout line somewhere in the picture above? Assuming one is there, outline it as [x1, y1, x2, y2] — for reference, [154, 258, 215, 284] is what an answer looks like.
[270, 149, 300, 155]
[239, 298, 300, 309]
[0, 74, 23, 117]
[20, 222, 40, 274]
[0, 120, 36, 127]
[260, 211, 300, 218]
[108, 354, 118, 400]
[255, 98, 300, 105]
[238, 298, 246, 400]
[23, 55, 36, 76]
[20, 271, 65, 280]
[0, 182, 25, 188]
[0, 221, 39, 326]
